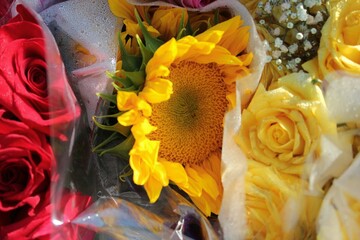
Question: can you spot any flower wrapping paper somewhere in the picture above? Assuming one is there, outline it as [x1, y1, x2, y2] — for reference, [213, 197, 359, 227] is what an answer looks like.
[0, 0, 360, 239]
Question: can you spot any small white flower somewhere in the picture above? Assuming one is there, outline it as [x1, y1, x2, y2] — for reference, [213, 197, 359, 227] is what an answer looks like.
[276, 59, 282, 65]
[273, 27, 281, 36]
[306, 14, 316, 25]
[288, 44, 299, 54]
[287, 59, 297, 70]
[296, 32, 304, 40]
[296, 4, 308, 21]
[274, 37, 283, 48]
[280, 45, 288, 53]
[265, 2, 272, 14]
[303, 40, 312, 50]
[287, 22, 294, 29]
[281, 2, 291, 10]
[304, 0, 316, 8]
[310, 28, 317, 34]
[279, 13, 288, 23]
[272, 50, 282, 59]
[314, 11, 324, 23]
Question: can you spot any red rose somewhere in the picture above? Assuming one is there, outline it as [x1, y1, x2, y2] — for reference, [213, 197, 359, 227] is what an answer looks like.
[1, 190, 93, 240]
[0, 5, 80, 141]
[0, 108, 53, 228]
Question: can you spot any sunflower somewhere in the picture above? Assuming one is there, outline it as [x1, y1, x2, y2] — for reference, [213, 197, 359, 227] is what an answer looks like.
[115, 15, 252, 216]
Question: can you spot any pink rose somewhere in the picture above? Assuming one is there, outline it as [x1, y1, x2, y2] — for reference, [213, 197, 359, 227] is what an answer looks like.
[0, 5, 80, 141]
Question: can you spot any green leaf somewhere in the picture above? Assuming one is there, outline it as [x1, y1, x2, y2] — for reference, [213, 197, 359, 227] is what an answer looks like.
[106, 71, 133, 88]
[112, 82, 137, 92]
[97, 134, 135, 160]
[135, 9, 164, 53]
[136, 35, 153, 68]
[122, 70, 145, 87]
[213, 9, 220, 25]
[92, 116, 130, 137]
[96, 92, 117, 104]
[118, 33, 142, 71]
[119, 164, 133, 182]
[176, 11, 186, 40]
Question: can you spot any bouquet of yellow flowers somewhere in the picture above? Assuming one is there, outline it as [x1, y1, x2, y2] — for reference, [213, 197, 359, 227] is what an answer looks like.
[1, 0, 360, 239]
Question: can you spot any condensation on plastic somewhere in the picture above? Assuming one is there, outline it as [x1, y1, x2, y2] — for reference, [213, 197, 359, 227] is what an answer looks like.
[317, 153, 360, 240]
[306, 71, 360, 194]
[324, 72, 360, 123]
[194, 0, 267, 239]
[39, 0, 119, 126]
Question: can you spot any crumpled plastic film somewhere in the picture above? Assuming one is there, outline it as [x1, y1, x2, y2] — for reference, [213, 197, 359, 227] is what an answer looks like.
[307, 71, 360, 194]
[73, 187, 219, 240]
[210, 0, 267, 239]
[3, 1, 90, 237]
[317, 153, 360, 240]
[39, 0, 119, 126]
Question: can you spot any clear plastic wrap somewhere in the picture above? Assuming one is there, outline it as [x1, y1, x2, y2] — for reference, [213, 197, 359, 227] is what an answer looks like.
[0, 0, 233, 239]
[317, 153, 360, 240]
[2, 0, 360, 239]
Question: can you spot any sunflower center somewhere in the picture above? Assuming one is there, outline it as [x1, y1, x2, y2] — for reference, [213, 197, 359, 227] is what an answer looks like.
[148, 61, 228, 165]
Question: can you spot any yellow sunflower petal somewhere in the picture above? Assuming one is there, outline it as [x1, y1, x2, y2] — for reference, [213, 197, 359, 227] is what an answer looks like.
[192, 165, 220, 200]
[131, 139, 160, 167]
[220, 25, 250, 55]
[146, 39, 178, 75]
[117, 91, 138, 111]
[140, 78, 173, 103]
[152, 162, 169, 186]
[108, 0, 135, 20]
[194, 30, 224, 45]
[129, 155, 150, 185]
[192, 45, 242, 65]
[144, 176, 163, 203]
[181, 166, 203, 197]
[117, 109, 139, 126]
[177, 37, 215, 61]
[137, 98, 152, 117]
[239, 52, 254, 66]
[161, 160, 188, 184]
[146, 65, 171, 81]
[123, 19, 160, 38]
[190, 194, 211, 217]
[196, 16, 244, 45]
[131, 118, 157, 139]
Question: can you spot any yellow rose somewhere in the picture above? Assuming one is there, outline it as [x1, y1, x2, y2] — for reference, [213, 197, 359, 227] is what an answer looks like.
[236, 72, 336, 176]
[245, 160, 322, 239]
[304, 0, 360, 78]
